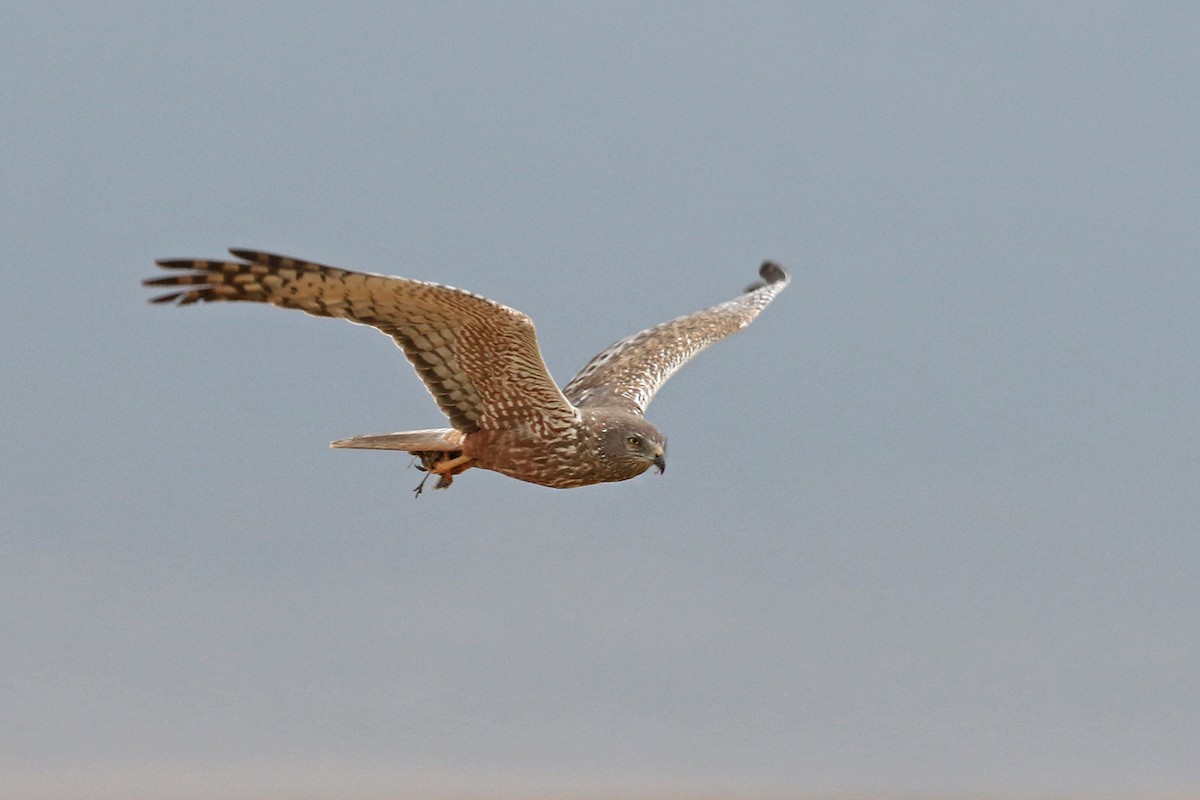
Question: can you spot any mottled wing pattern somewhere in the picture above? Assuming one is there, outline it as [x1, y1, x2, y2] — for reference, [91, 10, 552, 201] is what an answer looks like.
[145, 249, 578, 433]
[562, 262, 790, 415]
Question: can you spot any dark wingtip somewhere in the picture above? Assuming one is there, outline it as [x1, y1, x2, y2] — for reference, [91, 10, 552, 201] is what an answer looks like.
[759, 261, 788, 284]
[154, 258, 202, 270]
[146, 258, 214, 302]
[744, 261, 789, 293]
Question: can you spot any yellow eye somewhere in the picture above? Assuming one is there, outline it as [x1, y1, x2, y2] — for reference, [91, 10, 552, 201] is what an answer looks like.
[626, 435, 642, 448]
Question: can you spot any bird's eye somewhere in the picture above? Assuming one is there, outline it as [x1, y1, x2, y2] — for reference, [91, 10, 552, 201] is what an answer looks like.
[626, 435, 642, 449]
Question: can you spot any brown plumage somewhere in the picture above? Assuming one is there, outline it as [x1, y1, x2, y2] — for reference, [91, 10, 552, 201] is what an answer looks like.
[145, 249, 789, 495]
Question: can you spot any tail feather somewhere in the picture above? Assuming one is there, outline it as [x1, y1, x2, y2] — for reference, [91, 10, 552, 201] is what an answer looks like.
[330, 428, 464, 452]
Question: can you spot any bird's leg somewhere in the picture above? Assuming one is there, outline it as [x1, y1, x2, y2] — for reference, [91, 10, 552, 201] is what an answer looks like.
[411, 451, 445, 497]
[433, 453, 472, 474]
[409, 451, 473, 497]
[430, 453, 473, 489]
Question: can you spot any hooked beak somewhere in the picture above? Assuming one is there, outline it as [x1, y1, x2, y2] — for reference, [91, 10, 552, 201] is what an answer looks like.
[651, 449, 666, 474]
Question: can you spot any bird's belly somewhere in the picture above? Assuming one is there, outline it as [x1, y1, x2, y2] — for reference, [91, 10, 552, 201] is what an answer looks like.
[464, 430, 602, 489]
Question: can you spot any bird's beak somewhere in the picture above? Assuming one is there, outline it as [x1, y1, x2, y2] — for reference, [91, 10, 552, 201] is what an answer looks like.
[652, 450, 666, 474]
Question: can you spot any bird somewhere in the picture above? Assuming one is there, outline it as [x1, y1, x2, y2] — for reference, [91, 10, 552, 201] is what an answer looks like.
[144, 249, 789, 496]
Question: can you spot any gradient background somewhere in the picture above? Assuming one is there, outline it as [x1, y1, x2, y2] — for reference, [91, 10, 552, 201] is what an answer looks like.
[3, 3, 1198, 798]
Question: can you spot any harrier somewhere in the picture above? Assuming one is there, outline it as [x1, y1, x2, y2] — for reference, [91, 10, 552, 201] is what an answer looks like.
[145, 250, 789, 495]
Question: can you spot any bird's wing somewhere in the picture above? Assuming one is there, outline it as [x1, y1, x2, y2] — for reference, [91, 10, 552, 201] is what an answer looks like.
[562, 262, 790, 415]
[146, 249, 578, 433]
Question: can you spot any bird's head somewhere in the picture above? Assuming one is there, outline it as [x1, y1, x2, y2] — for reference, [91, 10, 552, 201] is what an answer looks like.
[594, 411, 667, 480]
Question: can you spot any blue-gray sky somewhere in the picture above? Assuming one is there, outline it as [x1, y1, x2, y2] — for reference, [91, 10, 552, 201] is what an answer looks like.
[3, 3, 1198, 798]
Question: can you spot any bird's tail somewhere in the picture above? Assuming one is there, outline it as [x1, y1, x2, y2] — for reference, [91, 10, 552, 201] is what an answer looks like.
[330, 428, 465, 452]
